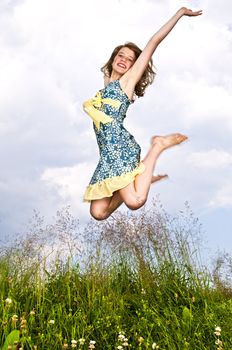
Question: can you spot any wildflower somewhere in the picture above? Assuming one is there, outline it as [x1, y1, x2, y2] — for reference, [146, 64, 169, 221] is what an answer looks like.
[122, 341, 129, 347]
[89, 340, 96, 349]
[214, 326, 221, 336]
[118, 333, 125, 342]
[30, 310, 36, 316]
[71, 339, 77, 348]
[141, 288, 146, 295]
[12, 314, 18, 323]
[192, 296, 196, 302]
[152, 343, 159, 349]
[117, 346, 123, 350]
[20, 318, 27, 329]
[48, 319, 55, 324]
[215, 339, 223, 346]
[78, 338, 85, 345]
[5, 297, 12, 304]
[63, 343, 69, 349]
[138, 336, 144, 343]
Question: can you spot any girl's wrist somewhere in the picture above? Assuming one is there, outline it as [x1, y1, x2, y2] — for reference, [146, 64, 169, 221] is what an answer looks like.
[177, 7, 187, 17]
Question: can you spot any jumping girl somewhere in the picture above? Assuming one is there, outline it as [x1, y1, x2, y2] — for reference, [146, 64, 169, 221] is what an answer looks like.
[83, 6, 202, 220]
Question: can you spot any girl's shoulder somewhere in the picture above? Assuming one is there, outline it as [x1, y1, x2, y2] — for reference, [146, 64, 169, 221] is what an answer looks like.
[103, 75, 110, 87]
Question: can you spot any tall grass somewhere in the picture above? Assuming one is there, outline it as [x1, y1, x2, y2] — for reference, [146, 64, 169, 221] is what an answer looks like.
[0, 201, 231, 349]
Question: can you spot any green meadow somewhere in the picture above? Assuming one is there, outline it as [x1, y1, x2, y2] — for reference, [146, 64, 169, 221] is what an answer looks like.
[0, 201, 232, 349]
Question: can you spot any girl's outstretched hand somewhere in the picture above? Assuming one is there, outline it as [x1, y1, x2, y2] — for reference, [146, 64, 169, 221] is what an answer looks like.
[181, 7, 203, 17]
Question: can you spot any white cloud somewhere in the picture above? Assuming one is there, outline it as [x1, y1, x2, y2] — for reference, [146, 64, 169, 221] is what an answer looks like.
[188, 149, 232, 169]
[41, 163, 95, 219]
[209, 183, 232, 208]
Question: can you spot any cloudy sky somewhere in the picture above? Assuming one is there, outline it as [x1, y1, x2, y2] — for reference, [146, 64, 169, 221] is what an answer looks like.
[0, 0, 231, 259]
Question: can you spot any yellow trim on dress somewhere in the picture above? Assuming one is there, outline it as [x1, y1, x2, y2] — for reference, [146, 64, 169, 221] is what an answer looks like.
[83, 91, 122, 130]
[83, 162, 145, 202]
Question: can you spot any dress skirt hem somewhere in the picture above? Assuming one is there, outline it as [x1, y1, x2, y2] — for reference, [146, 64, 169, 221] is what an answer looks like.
[83, 162, 145, 202]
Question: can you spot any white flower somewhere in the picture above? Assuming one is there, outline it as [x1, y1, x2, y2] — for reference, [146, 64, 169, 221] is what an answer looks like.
[12, 315, 18, 322]
[214, 326, 221, 336]
[152, 343, 157, 349]
[117, 346, 123, 350]
[48, 319, 55, 324]
[71, 340, 77, 348]
[141, 288, 146, 295]
[122, 342, 129, 347]
[89, 341, 96, 349]
[118, 334, 125, 341]
[78, 338, 85, 345]
[30, 310, 36, 316]
[5, 297, 12, 304]
[215, 339, 223, 346]
[215, 326, 221, 332]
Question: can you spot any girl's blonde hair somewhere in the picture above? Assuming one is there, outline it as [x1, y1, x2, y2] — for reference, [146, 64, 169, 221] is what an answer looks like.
[101, 42, 156, 99]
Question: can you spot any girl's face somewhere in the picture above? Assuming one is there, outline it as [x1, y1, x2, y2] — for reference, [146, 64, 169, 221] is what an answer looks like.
[112, 47, 136, 75]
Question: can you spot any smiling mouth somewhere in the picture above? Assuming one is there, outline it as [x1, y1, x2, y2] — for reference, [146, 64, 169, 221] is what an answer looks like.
[117, 63, 126, 69]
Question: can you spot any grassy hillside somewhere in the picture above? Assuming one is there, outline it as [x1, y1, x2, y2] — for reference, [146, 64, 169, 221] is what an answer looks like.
[0, 202, 231, 349]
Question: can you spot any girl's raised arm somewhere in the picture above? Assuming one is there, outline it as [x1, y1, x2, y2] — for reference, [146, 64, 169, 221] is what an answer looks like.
[124, 7, 202, 87]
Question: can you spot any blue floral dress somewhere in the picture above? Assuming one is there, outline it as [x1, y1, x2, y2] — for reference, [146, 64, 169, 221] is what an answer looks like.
[83, 80, 145, 201]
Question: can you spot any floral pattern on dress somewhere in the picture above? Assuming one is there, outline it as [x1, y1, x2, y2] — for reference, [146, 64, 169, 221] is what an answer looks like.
[85, 80, 141, 192]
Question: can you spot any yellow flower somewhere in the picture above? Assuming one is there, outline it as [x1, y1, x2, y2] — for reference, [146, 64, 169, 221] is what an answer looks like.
[12, 315, 18, 323]
[138, 336, 144, 343]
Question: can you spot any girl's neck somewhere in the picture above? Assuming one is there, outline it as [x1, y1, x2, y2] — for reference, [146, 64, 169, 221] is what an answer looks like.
[110, 72, 122, 82]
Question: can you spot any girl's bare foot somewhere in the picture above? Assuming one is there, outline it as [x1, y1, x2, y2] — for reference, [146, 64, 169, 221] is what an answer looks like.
[151, 174, 168, 184]
[151, 133, 188, 151]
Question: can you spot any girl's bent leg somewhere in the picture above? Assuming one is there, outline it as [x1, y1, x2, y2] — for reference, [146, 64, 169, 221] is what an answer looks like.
[119, 133, 187, 210]
[90, 191, 123, 220]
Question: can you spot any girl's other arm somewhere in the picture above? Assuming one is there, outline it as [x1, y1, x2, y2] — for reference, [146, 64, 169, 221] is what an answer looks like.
[125, 7, 202, 87]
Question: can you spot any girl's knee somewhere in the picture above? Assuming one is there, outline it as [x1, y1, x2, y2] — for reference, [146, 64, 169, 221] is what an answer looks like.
[125, 195, 147, 211]
[90, 206, 109, 221]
